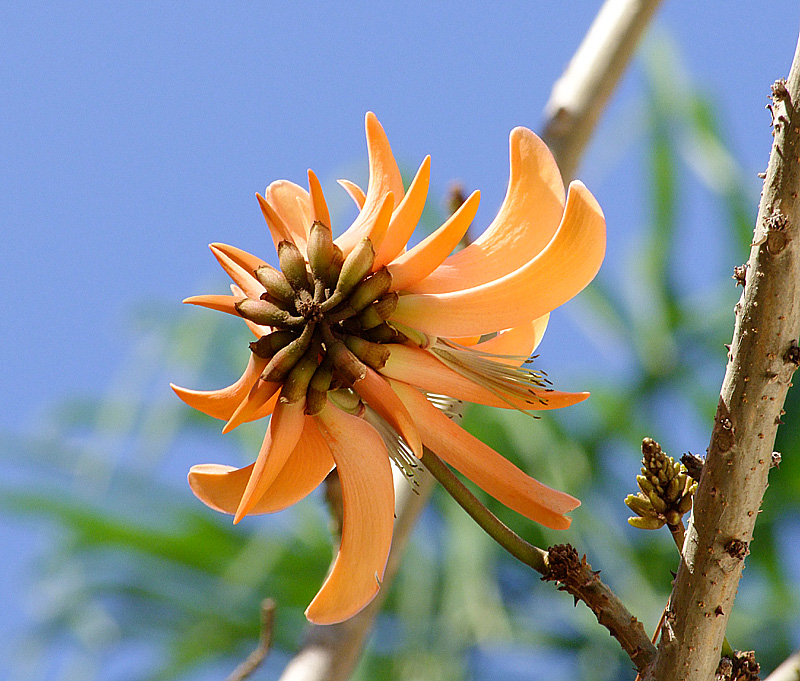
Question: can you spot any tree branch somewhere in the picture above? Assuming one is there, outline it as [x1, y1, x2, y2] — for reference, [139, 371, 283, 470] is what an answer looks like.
[765, 651, 800, 681]
[542, 0, 663, 182]
[647, 34, 800, 681]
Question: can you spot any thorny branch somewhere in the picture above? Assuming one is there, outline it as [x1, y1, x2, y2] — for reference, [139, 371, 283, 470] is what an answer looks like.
[647, 33, 800, 681]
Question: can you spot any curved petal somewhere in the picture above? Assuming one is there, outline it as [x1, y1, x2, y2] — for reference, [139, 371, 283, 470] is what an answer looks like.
[338, 179, 366, 210]
[353, 366, 422, 457]
[391, 181, 605, 337]
[472, 315, 550, 364]
[387, 190, 480, 292]
[391, 380, 579, 529]
[222, 378, 281, 434]
[170, 354, 268, 421]
[234, 397, 307, 523]
[335, 113, 405, 255]
[306, 402, 394, 624]
[210, 245, 265, 299]
[364, 191, 395, 255]
[256, 192, 293, 249]
[210, 243, 267, 276]
[307, 169, 332, 229]
[188, 417, 334, 515]
[183, 294, 242, 317]
[264, 180, 311, 252]
[373, 155, 431, 269]
[405, 127, 566, 294]
[379, 343, 587, 411]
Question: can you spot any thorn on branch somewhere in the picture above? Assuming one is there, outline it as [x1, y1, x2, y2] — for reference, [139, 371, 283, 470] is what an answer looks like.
[724, 539, 750, 560]
[681, 452, 705, 481]
[733, 264, 747, 287]
[772, 78, 789, 101]
[771, 451, 782, 468]
[783, 340, 800, 367]
[715, 650, 760, 681]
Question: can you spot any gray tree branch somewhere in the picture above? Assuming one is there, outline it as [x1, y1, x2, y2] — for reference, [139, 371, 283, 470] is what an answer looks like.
[647, 32, 800, 681]
[542, 0, 663, 182]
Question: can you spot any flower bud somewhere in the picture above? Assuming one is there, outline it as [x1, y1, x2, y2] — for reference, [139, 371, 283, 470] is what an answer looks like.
[344, 336, 391, 370]
[665, 510, 682, 527]
[249, 329, 298, 358]
[307, 221, 335, 281]
[324, 335, 367, 385]
[347, 267, 392, 312]
[665, 476, 682, 503]
[363, 322, 406, 344]
[281, 350, 320, 404]
[648, 489, 668, 514]
[677, 491, 695, 514]
[322, 238, 375, 310]
[278, 240, 312, 293]
[305, 358, 333, 416]
[255, 265, 296, 305]
[325, 245, 344, 290]
[624, 494, 656, 517]
[357, 305, 384, 331]
[262, 323, 316, 383]
[236, 298, 303, 327]
[628, 516, 665, 530]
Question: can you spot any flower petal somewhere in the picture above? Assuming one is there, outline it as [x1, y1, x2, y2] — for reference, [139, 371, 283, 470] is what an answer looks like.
[391, 380, 579, 529]
[209, 245, 265, 299]
[337, 179, 366, 209]
[405, 127, 566, 294]
[473, 315, 550, 364]
[222, 378, 281, 434]
[183, 294, 241, 316]
[170, 353, 268, 421]
[373, 155, 431, 269]
[391, 181, 605, 337]
[379, 343, 587, 411]
[387, 190, 480, 292]
[353, 366, 422, 457]
[234, 398, 307, 523]
[306, 402, 394, 624]
[308, 169, 332, 229]
[256, 192, 293, 249]
[264, 180, 311, 252]
[210, 243, 267, 277]
[335, 112, 404, 255]
[188, 417, 334, 515]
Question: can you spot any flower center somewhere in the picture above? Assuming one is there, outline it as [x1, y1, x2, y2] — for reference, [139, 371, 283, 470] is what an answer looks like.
[235, 221, 406, 414]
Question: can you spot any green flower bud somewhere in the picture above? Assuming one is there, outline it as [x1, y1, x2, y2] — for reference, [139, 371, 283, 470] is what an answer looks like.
[648, 489, 668, 514]
[665, 510, 682, 527]
[677, 492, 694, 514]
[278, 240, 312, 293]
[344, 335, 391, 370]
[249, 329, 299, 358]
[357, 304, 384, 331]
[236, 298, 303, 327]
[628, 516, 665, 530]
[665, 476, 683, 503]
[322, 238, 375, 310]
[625, 494, 656, 517]
[325, 245, 344, 290]
[347, 267, 393, 312]
[363, 322, 406, 344]
[255, 265, 296, 305]
[281, 349, 320, 404]
[637, 475, 655, 495]
[261, 323, 316, 383]
[305, 358, 333, 416]
[307, 221, 335, 281]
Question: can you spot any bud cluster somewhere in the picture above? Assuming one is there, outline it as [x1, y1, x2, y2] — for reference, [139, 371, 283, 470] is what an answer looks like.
[236, 221, 406, 414]
[625, 437, 697, 531]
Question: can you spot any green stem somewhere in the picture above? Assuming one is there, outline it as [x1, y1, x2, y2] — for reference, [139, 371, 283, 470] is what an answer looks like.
[419, 448, 548, 574]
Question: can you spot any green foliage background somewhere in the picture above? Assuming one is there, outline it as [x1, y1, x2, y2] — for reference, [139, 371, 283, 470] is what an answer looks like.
[3, 42, 799, 680]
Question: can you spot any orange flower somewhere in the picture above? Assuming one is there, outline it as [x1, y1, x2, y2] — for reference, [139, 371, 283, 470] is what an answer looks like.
[172, 113, 606, 624]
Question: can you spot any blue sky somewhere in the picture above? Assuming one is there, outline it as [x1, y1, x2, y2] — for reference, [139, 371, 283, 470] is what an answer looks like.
[3, 2, 798, 432]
